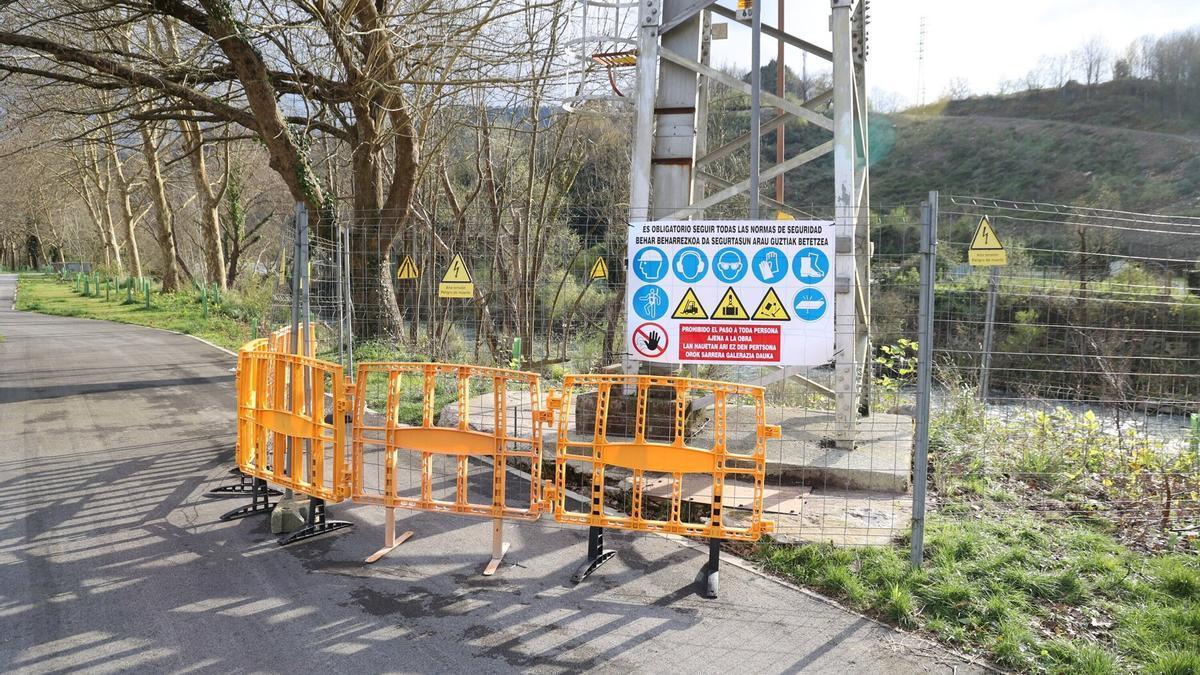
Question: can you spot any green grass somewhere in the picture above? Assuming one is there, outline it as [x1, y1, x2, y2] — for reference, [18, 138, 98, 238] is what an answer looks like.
[16, 273, 258, 352]
[755, 508, 1200, 673]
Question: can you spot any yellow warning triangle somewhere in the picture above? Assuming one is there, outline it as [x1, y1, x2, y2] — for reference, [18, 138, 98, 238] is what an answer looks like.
[970, 216, 1004, 250]
[751, 287, 790, 321]
[671, 288, 708, 319]
[710, 287, 749, 320]
[396, 255, 419, 280]
[441, 253, 473, 283]
[589, 257, 609, 280]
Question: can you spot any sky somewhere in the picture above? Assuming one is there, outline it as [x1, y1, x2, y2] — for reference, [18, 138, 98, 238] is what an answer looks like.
[708, 0, 1200, 108]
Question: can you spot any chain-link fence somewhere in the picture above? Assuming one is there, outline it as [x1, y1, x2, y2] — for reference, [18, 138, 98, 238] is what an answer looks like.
[264, 196, 1200, 554]
[265, 204, 916, 547]
[929, 195, 1200, 552]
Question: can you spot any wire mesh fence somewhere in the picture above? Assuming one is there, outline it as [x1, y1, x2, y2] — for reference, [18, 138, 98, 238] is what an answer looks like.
[931, 195, 1200, 552]
[257, 204, 915, 546]
[260, 195, 1200, 553]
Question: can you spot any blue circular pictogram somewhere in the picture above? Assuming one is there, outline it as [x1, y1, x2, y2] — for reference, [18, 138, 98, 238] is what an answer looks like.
[792, 288, 828, 322]
[672, 246, 709, 283]
[712, 247, 748, 283]
[632, 284, 668, 321]
[751, 247, 788, 284]
[792, 247, 830, 284]
[632, 247, 668, 283]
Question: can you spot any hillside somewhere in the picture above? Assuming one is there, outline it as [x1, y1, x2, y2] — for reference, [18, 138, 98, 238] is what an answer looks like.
[770, 79, 1200, 221]
[928, 79, 1200, 137]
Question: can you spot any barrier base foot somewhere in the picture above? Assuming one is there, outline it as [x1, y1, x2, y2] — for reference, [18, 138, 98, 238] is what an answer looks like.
[206, 472, 282, 499]
[698, 538, 721, 599]
[220, 497, 277, 521]
[365, 531, 413, 564]
[699, 566, 719, 599]
[482, 543, 510, 576]
[218, 477, 275, 521]
[570, 550, 616, 583]
[276, 497, 352, 546]
[571, 526, 616, 583]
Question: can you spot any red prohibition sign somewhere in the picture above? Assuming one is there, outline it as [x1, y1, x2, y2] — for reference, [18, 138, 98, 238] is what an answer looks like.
[632, 322, 668, 358]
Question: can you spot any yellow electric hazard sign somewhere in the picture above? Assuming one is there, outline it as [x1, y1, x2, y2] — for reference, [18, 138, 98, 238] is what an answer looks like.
[968, 216, 1008, 266]
[396, 255, 419, 280]
[751, 287, 790, 321]
[589, 257, 609, 280]
[710, 287, 749, 320]
[672, 288, 708, 319]
[438, 253, 474, 298]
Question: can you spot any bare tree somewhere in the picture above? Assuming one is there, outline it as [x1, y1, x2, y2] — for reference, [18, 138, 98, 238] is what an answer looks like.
[0, 0, 577, 335]
[139, 124, 182, 291]
[1074, 36, 1111, 92]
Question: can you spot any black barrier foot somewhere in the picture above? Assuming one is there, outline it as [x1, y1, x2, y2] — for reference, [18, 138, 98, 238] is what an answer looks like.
[219, 478, 276, 521]
[206, 471, 282, 499]
[277, 497, 352, 546]
[699, 538, 720, 599]
[571, 526, 617, 584]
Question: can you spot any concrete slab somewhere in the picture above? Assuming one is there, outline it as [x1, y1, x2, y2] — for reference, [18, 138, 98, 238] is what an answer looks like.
[726, 492, 914, 547]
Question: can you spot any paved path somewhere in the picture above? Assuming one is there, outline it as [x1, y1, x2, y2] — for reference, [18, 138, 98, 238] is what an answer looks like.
[0, 274, 985, 674]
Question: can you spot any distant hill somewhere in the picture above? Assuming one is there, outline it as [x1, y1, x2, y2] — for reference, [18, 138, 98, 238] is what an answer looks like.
[923, 79, 1200, 137]
[771, 78, 1200, 219]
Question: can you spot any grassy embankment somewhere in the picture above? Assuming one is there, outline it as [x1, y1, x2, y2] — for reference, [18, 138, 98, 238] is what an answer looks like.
[753, 380, 1200, 673]
[16, 272, 260, 352]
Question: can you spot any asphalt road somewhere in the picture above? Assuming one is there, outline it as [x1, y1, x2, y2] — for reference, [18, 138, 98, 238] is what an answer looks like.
[0, 274, 985, 674]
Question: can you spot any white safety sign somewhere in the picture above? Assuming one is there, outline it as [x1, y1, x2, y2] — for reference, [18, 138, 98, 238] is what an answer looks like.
[625, 220, 835, 366]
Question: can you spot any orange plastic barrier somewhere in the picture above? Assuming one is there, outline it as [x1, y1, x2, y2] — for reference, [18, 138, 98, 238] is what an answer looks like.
[223, 333, 783, 593]
[236, 348, 350, 503]
[350, 362, 546, 520]
[548, 374, 778, 542]
[266, 325, 317, 357]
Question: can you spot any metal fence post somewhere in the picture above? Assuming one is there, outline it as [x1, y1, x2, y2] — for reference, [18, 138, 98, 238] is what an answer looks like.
[978, 266, 999, 401]
[911, 191, 938, 568]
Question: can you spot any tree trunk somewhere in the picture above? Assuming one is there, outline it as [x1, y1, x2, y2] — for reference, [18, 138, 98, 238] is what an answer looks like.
[110, 144, 143, 279]
[180, 120, 226, 290]
[350, 224, 404, 337]
[140, 125, 180, 292]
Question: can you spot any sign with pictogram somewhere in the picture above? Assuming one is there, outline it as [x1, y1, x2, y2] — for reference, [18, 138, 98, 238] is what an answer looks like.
[589, 257, 609, 280]
[968, 216, 1008, 266]
[626, 220, 834, 366]
[711, 287, 749, 320]
[672, 288, 708, 319]
[438, 253, 474, 298]
[396, 255, 419, 280]
[751, 288, 790, 321]
[631, 322, 668, 358]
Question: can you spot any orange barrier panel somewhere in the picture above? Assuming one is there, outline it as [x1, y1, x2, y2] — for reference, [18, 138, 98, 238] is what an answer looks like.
[549, 374, 778, 542]
[235, 348, 350, 502]
[351, 362, 548, 571]
[266, 325, 317, 357]
[351, 362, 546, 519]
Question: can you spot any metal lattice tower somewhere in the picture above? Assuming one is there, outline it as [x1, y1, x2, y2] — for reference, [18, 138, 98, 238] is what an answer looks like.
[571, 0, 872, 446]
